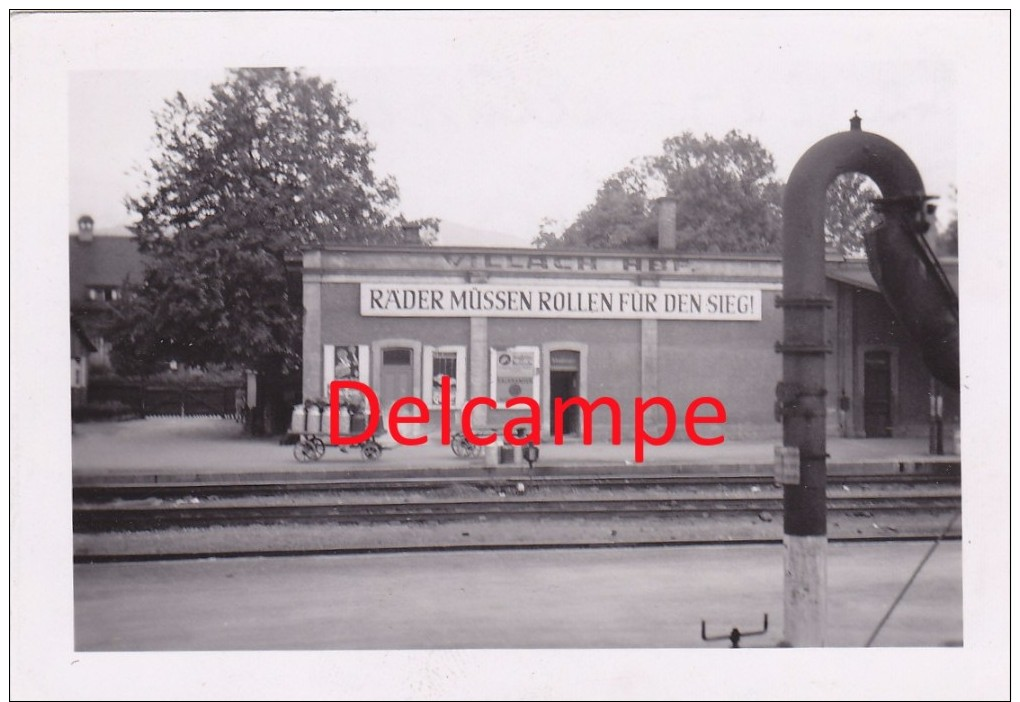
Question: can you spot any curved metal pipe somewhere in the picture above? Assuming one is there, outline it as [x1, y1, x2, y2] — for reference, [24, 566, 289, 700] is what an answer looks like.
[783, 128, 928, 300]
[784, 128, 958, 390]
[782, 127, 935, 539]
[779, 121, 958, 646]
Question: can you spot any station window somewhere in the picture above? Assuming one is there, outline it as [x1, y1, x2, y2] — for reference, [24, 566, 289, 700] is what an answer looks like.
[383, 348, 412, 366]
[87, 286, 120, 302]
[423, 345, 466, 407]
[432, 351, 457, 382]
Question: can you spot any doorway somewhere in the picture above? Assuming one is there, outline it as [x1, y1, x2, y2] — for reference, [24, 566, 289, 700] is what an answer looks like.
[379, 348, 414, 409]
[549, 350, 580, 436]
[863, 350, 893, 438]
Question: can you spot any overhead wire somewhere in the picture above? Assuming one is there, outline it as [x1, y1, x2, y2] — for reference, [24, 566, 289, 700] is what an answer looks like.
[864, 509, 960, 647]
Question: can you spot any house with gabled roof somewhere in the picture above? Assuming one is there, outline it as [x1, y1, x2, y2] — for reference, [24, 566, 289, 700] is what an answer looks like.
[68, 214, 145, 370]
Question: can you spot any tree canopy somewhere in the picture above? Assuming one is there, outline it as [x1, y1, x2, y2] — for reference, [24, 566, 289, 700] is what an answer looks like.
[938, 218, 958, 256]
[113, 67, 435, 377]
[824, 173, 881, 257]
[535, 130, 899, 257]
[534, 130, 784, 253]
[532, 167, 656, 250]
[823, 174, 960, 258]
[933, 184, 958, 257]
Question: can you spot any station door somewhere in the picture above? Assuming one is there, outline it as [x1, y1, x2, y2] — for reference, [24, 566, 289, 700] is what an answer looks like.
[863, 350, 893, 438]
[549, 350, 581, 436]
[380, 348, 414, 409]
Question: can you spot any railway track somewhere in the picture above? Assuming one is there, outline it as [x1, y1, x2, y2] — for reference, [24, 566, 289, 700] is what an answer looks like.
[75, 495, 960, 532]
[73, 471, 957, 502]
[74, 473, 960, 533]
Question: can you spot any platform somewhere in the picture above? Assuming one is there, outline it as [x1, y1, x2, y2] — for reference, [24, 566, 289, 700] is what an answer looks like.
[74, 540, 963, 650]
[72, 417, 961, 485]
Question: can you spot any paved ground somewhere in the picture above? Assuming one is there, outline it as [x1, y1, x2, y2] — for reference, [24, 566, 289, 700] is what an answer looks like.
[69, 416, 965, 665]
[74, 541, 961, 651]
[72, 416, 957, 480]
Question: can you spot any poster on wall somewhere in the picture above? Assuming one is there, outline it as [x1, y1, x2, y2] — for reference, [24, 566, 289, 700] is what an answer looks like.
[491, 347, 539, 402]
[322, 344, 369, 405]
[334, 345, 360, 381]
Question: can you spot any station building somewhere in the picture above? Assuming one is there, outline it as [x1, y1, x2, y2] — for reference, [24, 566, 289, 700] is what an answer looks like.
[299, 209, 959, 444]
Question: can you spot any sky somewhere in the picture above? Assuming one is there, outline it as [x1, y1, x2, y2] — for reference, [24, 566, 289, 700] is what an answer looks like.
[60, 11, 989, 245]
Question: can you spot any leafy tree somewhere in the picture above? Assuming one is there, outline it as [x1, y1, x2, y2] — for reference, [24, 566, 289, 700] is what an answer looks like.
[938, 217, 958, 256]
[824, 173, 881, 257]
[933, 184, 958, 257]
[654, 131, 783, 253]
[537, 132, 897, 258]
[535, 130, 783, 253]
[112, 67, 435, 430]
[531, 217, 569, 250]
[534, 167, 656, 249]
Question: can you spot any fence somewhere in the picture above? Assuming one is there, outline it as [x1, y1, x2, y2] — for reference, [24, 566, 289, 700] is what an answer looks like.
[87, 380, 243, 418]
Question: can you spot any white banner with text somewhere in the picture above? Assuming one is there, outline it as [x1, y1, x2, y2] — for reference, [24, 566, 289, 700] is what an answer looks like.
[360, 283, 762, 321]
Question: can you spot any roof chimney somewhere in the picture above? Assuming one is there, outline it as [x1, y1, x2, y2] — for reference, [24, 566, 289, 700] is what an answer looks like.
[850, 110, 862, 132]
[655, 197, 677, 250]
[77, 214, 94, 243]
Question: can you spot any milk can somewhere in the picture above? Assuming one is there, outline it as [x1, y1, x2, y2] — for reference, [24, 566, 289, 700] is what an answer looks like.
[306, 404, 321, 433]
[290, 404, 306, 434]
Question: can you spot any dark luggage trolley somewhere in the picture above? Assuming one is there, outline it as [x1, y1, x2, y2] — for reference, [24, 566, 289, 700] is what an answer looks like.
[289, 404, 387, 462]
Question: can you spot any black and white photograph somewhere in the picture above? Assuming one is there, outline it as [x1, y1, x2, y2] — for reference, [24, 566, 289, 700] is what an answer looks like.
[11, 10, 1009, 699]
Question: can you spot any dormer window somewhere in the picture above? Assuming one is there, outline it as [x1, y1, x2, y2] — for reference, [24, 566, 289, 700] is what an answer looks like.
[77, 215, 95, 242]
[87, 285, 120, 302]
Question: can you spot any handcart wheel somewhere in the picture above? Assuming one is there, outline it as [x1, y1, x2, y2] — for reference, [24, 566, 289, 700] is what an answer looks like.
[293, 440, 312, 462]
[452, 431, 485, 458]
[310, 436, 326, 458]
[361, 440, 382, 461]
[451, 433, 471, 458]
[293, 437, 320, 462]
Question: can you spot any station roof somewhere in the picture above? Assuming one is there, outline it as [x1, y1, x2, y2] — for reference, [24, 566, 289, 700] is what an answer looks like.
[826, 257, 959, 295]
